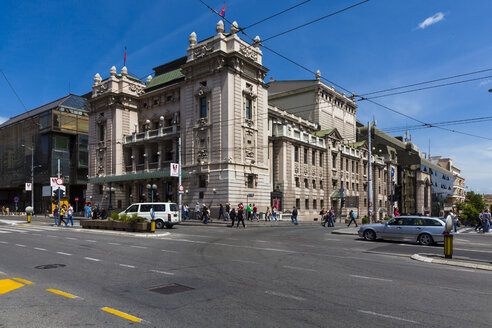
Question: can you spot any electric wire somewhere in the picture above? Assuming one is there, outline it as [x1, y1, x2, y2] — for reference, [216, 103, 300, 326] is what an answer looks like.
[1, 69, 28, 111]
[240, 0, 312, 31]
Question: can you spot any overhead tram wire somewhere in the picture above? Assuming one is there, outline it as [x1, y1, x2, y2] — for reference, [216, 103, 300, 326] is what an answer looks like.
[382, 116, 492, 133]
[240, 0, 313, 32]
[198, 0, 492, 141]
[358, 67, 492, 97]
[360, 74, 492, 101]
[1, 69, 28, 111]
[260, 0, 370, 43]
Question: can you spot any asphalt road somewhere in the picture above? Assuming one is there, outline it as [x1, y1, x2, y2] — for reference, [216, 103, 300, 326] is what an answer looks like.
[0, 218, 491, 327]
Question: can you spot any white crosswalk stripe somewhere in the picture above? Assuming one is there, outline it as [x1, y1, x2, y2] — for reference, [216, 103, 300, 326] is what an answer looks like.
[0, 225, 60, 234]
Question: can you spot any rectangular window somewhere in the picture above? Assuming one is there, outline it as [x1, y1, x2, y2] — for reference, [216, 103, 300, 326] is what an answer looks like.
[99, 124, 105, 142]
[245, 98, 252, 119]
[305, 199, 309, 209]
[55, 136, 68, 149]
[320, 180, 323, 189]
[199, 191, 204, 199]
[356, 162, 359, 174]
[320, 154, 323, 167]
[312, 150, 316, 165]
[294, 146, 299, 162]
[313, 199, 317, 210]
[199, 175, 207, 188]
[296, 198, 300, 209]
[247, 175, 254, 188]
[340, 158, 343, 170]
[304, 178, 308, 188]
[199, 97, 207, 118]
[346, 159, 348, 171]
[332, 155, 336, 168]
[352, 183, 355, 190]
[312, 180, 316, 189]
[295, 177, 300, 187]
[320, 200, 324, 209]
[304, 148, 308, 164]
[352, 161, 354, 173]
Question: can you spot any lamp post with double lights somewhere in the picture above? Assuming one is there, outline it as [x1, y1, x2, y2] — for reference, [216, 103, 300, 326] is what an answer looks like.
[146, 184, 157, 203]
[21, 144, 41, 214]
[104, 185, 116, 210]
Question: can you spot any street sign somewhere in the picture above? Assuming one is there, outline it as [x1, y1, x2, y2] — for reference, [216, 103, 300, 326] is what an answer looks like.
[14, 197, 19, 203]
[25, 183, 32, 191]
[170, 163, 179, 177]
[75, 197, 79, 202]
[50, 177, 64, 187]
[247, 193, 254, 197]
[150, 207, 155, 220]
[178, 185, 184, 192]
[391, 167, 395, 179]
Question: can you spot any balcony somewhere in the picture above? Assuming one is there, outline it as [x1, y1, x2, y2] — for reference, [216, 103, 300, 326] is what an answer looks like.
[272, 125, 326, 148]
[123, 125, 180, 145]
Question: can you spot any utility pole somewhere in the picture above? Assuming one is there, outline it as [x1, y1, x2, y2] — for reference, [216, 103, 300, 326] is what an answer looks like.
[367, 121, 373, 223]
[31, 146, 34, 214]
[57, 159, 61, 209]
[178, 136, 182, 221]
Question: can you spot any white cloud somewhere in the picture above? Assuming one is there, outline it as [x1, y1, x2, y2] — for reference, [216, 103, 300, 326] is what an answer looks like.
[418, 12, 445, 29]
[0, 116, 7, 124]
[479, 79, 491, 86]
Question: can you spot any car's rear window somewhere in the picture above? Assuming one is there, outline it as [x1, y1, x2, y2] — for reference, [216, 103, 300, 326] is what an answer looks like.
[169, 203, 177, 211]
[423, 218, 442, 226]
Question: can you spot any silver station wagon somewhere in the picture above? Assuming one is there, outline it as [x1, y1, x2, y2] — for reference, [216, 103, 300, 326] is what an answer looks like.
[358, 216, 445, 246]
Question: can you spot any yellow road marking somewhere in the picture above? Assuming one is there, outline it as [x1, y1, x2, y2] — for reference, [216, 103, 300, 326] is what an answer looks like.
[101, 307, 142, 322]
[0, 279, 25, 295]
[12, 278, 34, 285]
[46, 289, 76, 299]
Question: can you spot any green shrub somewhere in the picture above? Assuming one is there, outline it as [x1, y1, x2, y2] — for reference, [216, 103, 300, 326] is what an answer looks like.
[111, 212, 119, 221]
[129, 213, 146, 223]
[119, 214, 128, 222]
[361, 217, 369, 224]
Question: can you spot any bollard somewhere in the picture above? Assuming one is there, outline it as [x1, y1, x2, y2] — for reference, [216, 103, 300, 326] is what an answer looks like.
[150, 219, 155, 233]
[27, 214, 31, 224]
[444, 233, 453, 259]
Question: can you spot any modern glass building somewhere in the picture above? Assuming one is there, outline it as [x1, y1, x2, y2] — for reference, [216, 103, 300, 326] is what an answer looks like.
[0, 94, 90, 214]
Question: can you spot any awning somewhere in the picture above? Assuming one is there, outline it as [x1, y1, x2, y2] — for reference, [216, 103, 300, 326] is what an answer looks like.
[89, 169, 189, 184]
[330, 191, 340, 199]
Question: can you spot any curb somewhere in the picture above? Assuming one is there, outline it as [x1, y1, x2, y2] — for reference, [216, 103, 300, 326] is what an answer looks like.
[411, 254, 492, 271]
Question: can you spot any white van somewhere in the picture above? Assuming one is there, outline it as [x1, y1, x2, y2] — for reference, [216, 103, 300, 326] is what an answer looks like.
[120, 202, 180, 229]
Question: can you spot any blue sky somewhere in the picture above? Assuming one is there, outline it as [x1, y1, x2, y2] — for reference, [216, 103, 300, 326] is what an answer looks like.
[1, 0, 491, 193]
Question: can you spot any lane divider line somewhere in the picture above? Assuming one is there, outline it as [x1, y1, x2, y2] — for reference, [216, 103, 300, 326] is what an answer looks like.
[108, 243, 121, 245]
[119, 264, 135, 268]
[283, 265, 316, 272]
[0, 279, 25, 295]
[0, 241, 7, 244]
[101, 307, 142, 323]
[150, 269, 174, 275]
[15, 244, 26, 247]
[161, 250, 179, 253]
[130, 245, 147, 249]
[56, 252, 72, 256]
[34, 247, 47, 251]
[358, 310, 419, 324]
[350, 274, 393, 282]
[85, 240, 97, 243]
[46, 289, 77, 299]
[12, 277, 34, 285]
[84, 257, 101, 262]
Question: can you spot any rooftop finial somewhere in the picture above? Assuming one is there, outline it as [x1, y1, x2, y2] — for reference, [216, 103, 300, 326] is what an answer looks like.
[110, 66, 117, 76]
[94, 73, 102, 84]
[121, 66, 128, 76]
[253, 35, 261, 47]
[230, 21, 239, 34]
[189, 32, 197, 46]
[316, 70, 321, 80]
[216, 20, 225, 34]
[146, 75, 153, 84]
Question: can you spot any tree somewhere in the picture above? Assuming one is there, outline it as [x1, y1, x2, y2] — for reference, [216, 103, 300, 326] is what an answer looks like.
[459, 192, 485, 225]
[454, 201, 464, 215]
[466, 191, 485, 211]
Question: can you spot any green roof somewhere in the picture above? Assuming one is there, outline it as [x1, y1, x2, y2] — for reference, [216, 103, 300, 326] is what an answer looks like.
[145, 69, 184, 90]
[346, 141, 366, 149]
[89, 169, 189, 184]
[313, 128, 335, 138]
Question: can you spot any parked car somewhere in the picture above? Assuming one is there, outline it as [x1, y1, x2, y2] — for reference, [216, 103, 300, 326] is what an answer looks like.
[358, 216, 445, 246]
[120, 202, 180, 229]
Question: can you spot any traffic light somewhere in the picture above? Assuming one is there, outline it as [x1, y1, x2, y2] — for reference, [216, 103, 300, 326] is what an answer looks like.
[340, 197, 345, 207]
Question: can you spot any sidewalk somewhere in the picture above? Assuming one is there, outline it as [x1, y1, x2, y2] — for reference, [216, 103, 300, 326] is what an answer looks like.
[180, 218, 323, 228]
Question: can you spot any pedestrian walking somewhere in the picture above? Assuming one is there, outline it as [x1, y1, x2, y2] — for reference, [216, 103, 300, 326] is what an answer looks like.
[218, 204, 225, 221]
[246, 204, 253, 221]
[100, 207, 107, 220]
[393, 208, 399, 217]
[225, 203, 231, 221]
[59, 205, 67, 226]
[183, 203, 189, 220]
[320, 208, 327, 226]
[195, 202, 201, 220]
[236, 205, 246, 228]
[265, 206, 271, 222]
[92, 206, 100, 220]
[328, 208, 335, 227]
[53, 205, 59, 226]
[6, 207, 9, 216]
[482, 209, 491, 233]
[291, 206, 298, 225]
[1, 205, 5, 216]
[476, 211, 484, 232]
[229, 207, 236, 227]
[253, 204, 258, 221]
[65, 204, 74, 227]
[202, 206, 209, 224]
[347, 210, 358, 227]
[271, 206, 277, 222]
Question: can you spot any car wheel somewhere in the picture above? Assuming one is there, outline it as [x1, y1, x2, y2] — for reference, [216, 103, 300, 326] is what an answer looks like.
[418, 233, 433, 246]
[363, 229, 377, 241]
[155, 220, 164, 229]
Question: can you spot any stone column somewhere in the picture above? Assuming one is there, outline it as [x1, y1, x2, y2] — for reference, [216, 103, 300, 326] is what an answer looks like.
[158, 142, 163, 170]
[132, 147, 137, 172]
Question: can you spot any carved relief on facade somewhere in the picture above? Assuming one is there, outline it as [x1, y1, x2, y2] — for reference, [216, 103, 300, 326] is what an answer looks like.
[197, 117, 208, 128]
[129, 83, 145, 95]
[211, 56, 226, 72]
[245, 148, 254, 158]
[242, 85, 257, 99]
[239, 45, 258, 61]
[193, 44, 212, 58]
[94, 84, 108, 96]
[294, 163, 299, 175]
[197, 149, 208, 160]
[231, 57, 244, 72]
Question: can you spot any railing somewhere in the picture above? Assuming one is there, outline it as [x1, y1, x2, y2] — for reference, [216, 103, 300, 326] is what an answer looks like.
[123, 125, 180, 144]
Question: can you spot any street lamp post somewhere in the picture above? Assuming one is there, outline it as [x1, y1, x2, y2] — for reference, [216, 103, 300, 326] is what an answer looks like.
[104, 185, 116, 210]
[146, 184, 157, 203]
[22, 144, 38, 214]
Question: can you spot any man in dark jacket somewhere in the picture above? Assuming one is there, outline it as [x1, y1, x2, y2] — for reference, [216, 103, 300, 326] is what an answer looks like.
[229, 207, 236, 227]
[291, 206, 298, 225]
[236, 206, 246, 228]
